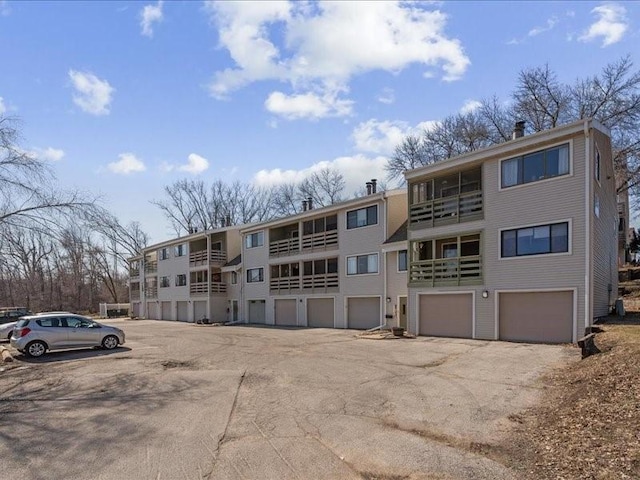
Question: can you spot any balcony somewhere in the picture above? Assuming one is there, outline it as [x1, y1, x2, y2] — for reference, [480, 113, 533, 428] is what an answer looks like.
[145, 261, 157, 274]
[129, 268, 140, 278]
[410, 191, 483, 227]
[270, 277, 301, 293]
[301, 273, 339, 290]
[130, 291, 140, 301]
[409, 256, 482, 286]
[189, 250, 226, 267]
[190, 281, 227, 296]
[301, 230, 338, 252]
[146, 286, 158, 298]
[269, 238, 300, 257]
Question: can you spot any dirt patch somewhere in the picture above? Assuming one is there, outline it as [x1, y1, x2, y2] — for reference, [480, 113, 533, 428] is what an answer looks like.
[160, 360, 197, 370]
[502, 316, 640, 479]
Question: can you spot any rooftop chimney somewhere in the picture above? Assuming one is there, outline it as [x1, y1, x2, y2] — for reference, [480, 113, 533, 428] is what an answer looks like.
[302, 200, 308, 212]
[366, 182, 372, 195]
[371, 179, 377, 194]
[225, 215, 231, 227]
[307, 197, 313, 210]
[512, 121, 526, 140]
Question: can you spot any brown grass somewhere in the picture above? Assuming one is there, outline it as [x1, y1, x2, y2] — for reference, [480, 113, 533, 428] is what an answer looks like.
[503, 316, 640, 479]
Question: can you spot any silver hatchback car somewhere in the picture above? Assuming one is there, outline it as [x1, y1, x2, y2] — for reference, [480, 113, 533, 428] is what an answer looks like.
[11, 313, 125, 357]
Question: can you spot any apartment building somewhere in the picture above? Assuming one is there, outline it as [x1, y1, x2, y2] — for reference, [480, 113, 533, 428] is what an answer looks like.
[239, 185, 408, 329]
[404, 118, 618, 344]
[129, 225, 242, 323]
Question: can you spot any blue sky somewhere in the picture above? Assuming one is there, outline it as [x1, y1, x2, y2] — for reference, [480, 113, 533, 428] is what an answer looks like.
[1, 1, 638, 243]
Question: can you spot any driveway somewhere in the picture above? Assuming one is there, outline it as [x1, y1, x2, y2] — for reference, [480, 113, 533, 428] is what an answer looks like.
[0, 319, 576, 479]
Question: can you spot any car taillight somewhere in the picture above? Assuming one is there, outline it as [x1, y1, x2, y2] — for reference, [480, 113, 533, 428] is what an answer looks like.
[16, 327, 31, 337]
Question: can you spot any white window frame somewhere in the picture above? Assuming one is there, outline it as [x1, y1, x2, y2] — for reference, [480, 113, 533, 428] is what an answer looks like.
[175, 274, 187, 287]
[397, 250, 408, 272]
[231, 271, 238, 285]
[174, 244, 186, 257]
[160, 276, 170, 288]
[346, 205, 378, 230]
[247, 267, 264, 283]
[159, 248, 169, 261]
[245, 231, 264, 249]
[498, 139, 573, 192]
[498, 218, 572, 260]
[346, 253, 379, 276]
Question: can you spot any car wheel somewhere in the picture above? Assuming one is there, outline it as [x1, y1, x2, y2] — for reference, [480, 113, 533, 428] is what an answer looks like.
[102, 335, 119, 350]
[25, 341, 47, 358]
[6, 333, 11, 341]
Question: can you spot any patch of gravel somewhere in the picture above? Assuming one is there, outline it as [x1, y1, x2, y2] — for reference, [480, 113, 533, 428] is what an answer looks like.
[503, 317, 640, 479]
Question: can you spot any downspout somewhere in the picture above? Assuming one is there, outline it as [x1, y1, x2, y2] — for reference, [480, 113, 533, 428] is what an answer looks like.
[207, 234, 211, 322]
[382, 192, 388, 328]
[584, 119, 592, 339]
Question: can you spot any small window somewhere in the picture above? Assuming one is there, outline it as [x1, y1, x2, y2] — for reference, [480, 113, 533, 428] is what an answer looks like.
[159, 248, 169, 260]
[160, 276, 170, 288]
[398, 250, 408, 272]
[175, 274, 187, 286]
[245, 231, 264, 248]
[501, 222, 569, 258]
[346, 205, 378, 229]
[595, 147, 601, 183]
[247, 268, 264, 283]
[174, 244, 186, 257]
[347, 253, 379, 275]
[231, 271, 238, 285]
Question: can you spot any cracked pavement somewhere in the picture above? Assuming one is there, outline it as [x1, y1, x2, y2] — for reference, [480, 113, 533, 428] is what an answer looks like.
[0, 319, 576, 479]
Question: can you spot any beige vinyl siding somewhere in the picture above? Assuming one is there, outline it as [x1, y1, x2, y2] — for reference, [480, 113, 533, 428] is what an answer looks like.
[386, 250, 409, 325]
[194, 301, 207, 322]
[591, 130, 618, 319]
[386, 193, 408, 237]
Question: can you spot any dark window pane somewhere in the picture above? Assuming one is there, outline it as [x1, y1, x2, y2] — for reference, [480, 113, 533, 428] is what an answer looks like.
[327, 258, 338, 273]
[346, 211, 357, 229]
[551, 223, 569, 253]
[314, 260, 326, 275]
[367, 206, 378, 225]
[314, 218, 325, 233]
[291, 263, 300, 276]
[303, 221, 313, 235]
[357, 255, 368, 274]
[545, 147, 560, 177]
[303, 261, 313, 276]
[271, 266, 279, 278]
[523, 152, 544, 183]
[398, 250, 407, 271]
[501, 230, 517, 257]
[326, 215, 337, 231]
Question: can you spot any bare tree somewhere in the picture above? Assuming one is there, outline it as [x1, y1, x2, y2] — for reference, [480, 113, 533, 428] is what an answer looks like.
[299, 167, 346, 208]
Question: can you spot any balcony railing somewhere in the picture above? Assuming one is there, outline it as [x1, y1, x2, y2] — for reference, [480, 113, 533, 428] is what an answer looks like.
[410, 191, 483, 227]
[301, 230, 338, 252]
[270, 277, 301, 292]
[409, 255, 482, 286]
[189, 250, 226, 267]
[129, 268, 140, 277]
[146, 286, 158, 298]
[301, 273, 339, 290]
[144, 261, 157, 274]
[190, 281, 227, 296]
[269, 238, 300, 257]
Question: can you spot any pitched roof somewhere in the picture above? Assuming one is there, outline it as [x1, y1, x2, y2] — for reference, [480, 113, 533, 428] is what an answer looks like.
[384, 220, 407, 244]
[225, 254, 241, 267]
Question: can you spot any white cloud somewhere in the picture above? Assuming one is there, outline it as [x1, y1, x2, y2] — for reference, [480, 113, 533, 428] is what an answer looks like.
[68, 70, 114, 116]
[265, 90, 353, 120]
[33, 147, 65, 162]
[377, 88, 395, 105]
[528, 16, 558, 37]
[253, 154, 388, 193]
[206, 1, 469, 118]
[0, 96, 6, 115]
[140, 1, 163, 37]
[178, 153, 209, 174]
[351, 119, 410, 155]
[579, 3, 628, 47]
[460, 99, 481, 114]
[108, 153, 146, 174]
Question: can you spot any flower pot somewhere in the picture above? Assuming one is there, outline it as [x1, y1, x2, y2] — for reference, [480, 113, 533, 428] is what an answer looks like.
[391, 327, 405, 337]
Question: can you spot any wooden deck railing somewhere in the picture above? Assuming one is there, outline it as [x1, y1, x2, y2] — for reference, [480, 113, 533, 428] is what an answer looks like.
[189, 250, 226, 267]
[190, 281, 227, 295]
[409, 255, 482, 286]
[269, 238, 300, 257]
[410, 191, 483, 227]
[301, 273, 339, 290]
[301, 230, 338, 252]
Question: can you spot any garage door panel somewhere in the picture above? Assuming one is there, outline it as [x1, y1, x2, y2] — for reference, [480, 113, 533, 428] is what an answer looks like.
[194, 301, 207, 323]
[161, 301, 172, 321]
[146, 302, 157, 319]
[347, 297, 380, 330]
[307, 298, 334, 328]
[419, 294, 473, 338]
[275, 299, 297, 326]
[248, 300, 266, 324]
[177, 301, 188, 322]
[499, 291, 573, 343]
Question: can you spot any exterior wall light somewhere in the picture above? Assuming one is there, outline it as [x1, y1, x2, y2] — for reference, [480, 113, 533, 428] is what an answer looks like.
[482, 290, 489, 299]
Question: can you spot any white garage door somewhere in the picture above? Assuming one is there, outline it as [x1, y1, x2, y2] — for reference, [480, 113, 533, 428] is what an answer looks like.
[194, 301, 207, 323]
[347, 297, 380, 330]
[177, 301, 189, 322]
[307, 298, 334, 328]
[146, 302, 158, 320]
[248, 300, 266, 324]
[419, 293, 473, 338]
[275, 299, 297, 326]
[499, 291, 573, 343]
[132, 303, 140, 318]
[161, 301, 172, 321]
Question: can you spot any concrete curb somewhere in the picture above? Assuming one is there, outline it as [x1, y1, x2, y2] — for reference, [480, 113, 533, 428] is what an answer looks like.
[0, 345, 14, 363]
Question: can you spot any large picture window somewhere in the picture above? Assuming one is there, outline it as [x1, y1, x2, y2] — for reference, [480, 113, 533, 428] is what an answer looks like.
[501, 144, 569, 188]
[245, 231, 264, 248]
[347, 253, 379, 275]
[501, 222, 569, 258]
[247, 268, 264, 283]
[346, 205, 377, 229]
